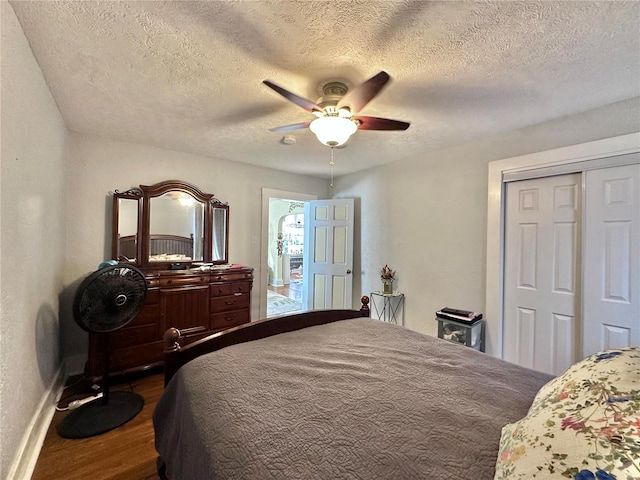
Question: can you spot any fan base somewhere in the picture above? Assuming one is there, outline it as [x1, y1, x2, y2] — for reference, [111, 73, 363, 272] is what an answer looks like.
[57, 391, 144, 439]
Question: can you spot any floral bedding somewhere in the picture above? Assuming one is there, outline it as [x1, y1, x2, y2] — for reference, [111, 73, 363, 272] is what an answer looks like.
[494, 347, 640, 479]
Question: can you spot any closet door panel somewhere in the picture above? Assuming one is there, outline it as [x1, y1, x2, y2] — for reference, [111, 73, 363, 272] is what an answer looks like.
[583, 164, 640, 355]
[503, 174, 581, 375]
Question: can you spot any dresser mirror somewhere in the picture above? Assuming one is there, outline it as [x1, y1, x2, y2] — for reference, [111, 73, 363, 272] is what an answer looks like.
[148, 192, 205, 263]
[112, 188, 143, 262]
[112, 180, 229, 267]
[212, 207, 227, 261]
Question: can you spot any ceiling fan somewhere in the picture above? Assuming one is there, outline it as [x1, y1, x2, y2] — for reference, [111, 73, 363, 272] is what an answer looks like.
[263, 71, 410, 147]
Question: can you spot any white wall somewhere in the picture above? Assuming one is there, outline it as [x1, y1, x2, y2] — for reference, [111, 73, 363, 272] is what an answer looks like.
[334, 97, 640, 339]
[0, 3, 68, 477]
[62, 132, 329, 368]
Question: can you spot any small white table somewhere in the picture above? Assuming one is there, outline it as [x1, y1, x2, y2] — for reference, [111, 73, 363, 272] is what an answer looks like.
[370, 291, 405, 325]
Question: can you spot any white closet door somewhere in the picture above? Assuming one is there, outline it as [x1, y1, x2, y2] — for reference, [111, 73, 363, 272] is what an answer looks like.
[583, 164, 640, 355]
[503, 174, 581, 375]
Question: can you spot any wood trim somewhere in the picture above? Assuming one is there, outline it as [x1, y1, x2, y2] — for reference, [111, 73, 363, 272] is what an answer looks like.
[162, 296, 371, 386]
[139, 179, 212, 200]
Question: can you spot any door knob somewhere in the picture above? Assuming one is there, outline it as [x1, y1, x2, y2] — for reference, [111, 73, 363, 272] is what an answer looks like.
[346, 269, 352, 274]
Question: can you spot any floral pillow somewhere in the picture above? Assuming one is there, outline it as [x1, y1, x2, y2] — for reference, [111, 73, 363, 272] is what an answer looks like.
[494, 347, 640, 480]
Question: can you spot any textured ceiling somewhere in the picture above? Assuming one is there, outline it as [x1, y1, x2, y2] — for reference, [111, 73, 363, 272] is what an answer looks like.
[9, 1, 640, 178]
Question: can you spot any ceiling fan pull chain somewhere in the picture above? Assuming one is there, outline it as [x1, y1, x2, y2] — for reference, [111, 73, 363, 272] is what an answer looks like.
[330, 147, 335, 188]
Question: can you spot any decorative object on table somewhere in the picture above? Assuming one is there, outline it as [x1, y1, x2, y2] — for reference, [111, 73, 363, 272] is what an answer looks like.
[380, 264, 396, 294]
[277, 232, 283, 257]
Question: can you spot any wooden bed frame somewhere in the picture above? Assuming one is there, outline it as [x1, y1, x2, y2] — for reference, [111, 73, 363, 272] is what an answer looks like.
[149, 233, 194, 257]
[118, 233, 195, 260]
[118, 234, 137, 260]
[162, 296, 370, 386]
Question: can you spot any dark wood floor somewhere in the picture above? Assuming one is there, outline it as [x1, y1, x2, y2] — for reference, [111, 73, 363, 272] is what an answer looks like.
[32, 371, 164, 480]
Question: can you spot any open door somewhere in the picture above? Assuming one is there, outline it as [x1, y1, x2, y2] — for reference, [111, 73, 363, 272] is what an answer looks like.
[303, 199, 354, 310]
[261, 189, 317, 319]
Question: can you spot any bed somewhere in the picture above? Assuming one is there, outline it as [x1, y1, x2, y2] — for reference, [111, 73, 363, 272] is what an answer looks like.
[153, 298, 640, 479]
[117, 234, 137, 260]
[148, 233, 194, 261]
[118, 233, 195, 262]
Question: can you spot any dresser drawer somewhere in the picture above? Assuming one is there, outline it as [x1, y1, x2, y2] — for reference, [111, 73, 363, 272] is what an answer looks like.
[230, 281, 251, 294]
[128, 302, 159, 327]
[210, 271, 253, 282]
[109, 340, 164, 373]
[159, 275, 208, 288]
[210, 281, 252, 298]
[210, 293, 250, 313]
[109, 324, 158, 348]
[210, 283, 232, 297]
[210, 309, 250, 331]
[144, 289, 160, 304]
[182, 330, 215, 346]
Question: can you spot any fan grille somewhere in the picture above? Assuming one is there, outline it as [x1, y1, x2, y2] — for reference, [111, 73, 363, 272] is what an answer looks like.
[73, 265, 147, 333]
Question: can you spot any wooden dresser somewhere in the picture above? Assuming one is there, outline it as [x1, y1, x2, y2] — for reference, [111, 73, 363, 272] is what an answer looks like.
[86, 266, 253, 378]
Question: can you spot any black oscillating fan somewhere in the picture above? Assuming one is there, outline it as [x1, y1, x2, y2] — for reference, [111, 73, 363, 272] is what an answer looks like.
[57, 264, 147, 439]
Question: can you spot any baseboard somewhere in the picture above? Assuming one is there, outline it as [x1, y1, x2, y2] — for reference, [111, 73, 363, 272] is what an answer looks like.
[5, 363, 66, 480]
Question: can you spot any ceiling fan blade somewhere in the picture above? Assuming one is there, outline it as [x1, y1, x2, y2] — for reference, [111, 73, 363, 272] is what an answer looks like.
[263, 80, 323, 114]
[355, 116, 410, 131]
[337, 71, 391, 113]
[268, 122, 311, 133]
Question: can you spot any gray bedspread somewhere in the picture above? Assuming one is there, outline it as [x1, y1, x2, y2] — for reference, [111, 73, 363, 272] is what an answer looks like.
[154, 318, 552, 479]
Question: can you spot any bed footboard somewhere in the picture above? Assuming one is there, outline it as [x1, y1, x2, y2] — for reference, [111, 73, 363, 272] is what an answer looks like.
[162, 296, 370, 386]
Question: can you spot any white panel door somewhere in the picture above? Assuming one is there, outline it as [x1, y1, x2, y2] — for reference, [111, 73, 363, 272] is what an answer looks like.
[503, 174, 581, 375]
[583, 164, 640, 355]
[303, 199, 354, 310]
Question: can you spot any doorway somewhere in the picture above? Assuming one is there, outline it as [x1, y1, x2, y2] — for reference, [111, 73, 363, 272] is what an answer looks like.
[267, 204, 305, 317]
[260, 189, 317, 319]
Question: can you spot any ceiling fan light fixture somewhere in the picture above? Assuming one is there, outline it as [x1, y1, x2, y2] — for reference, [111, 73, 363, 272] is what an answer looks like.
[309, 116, 358, 147]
